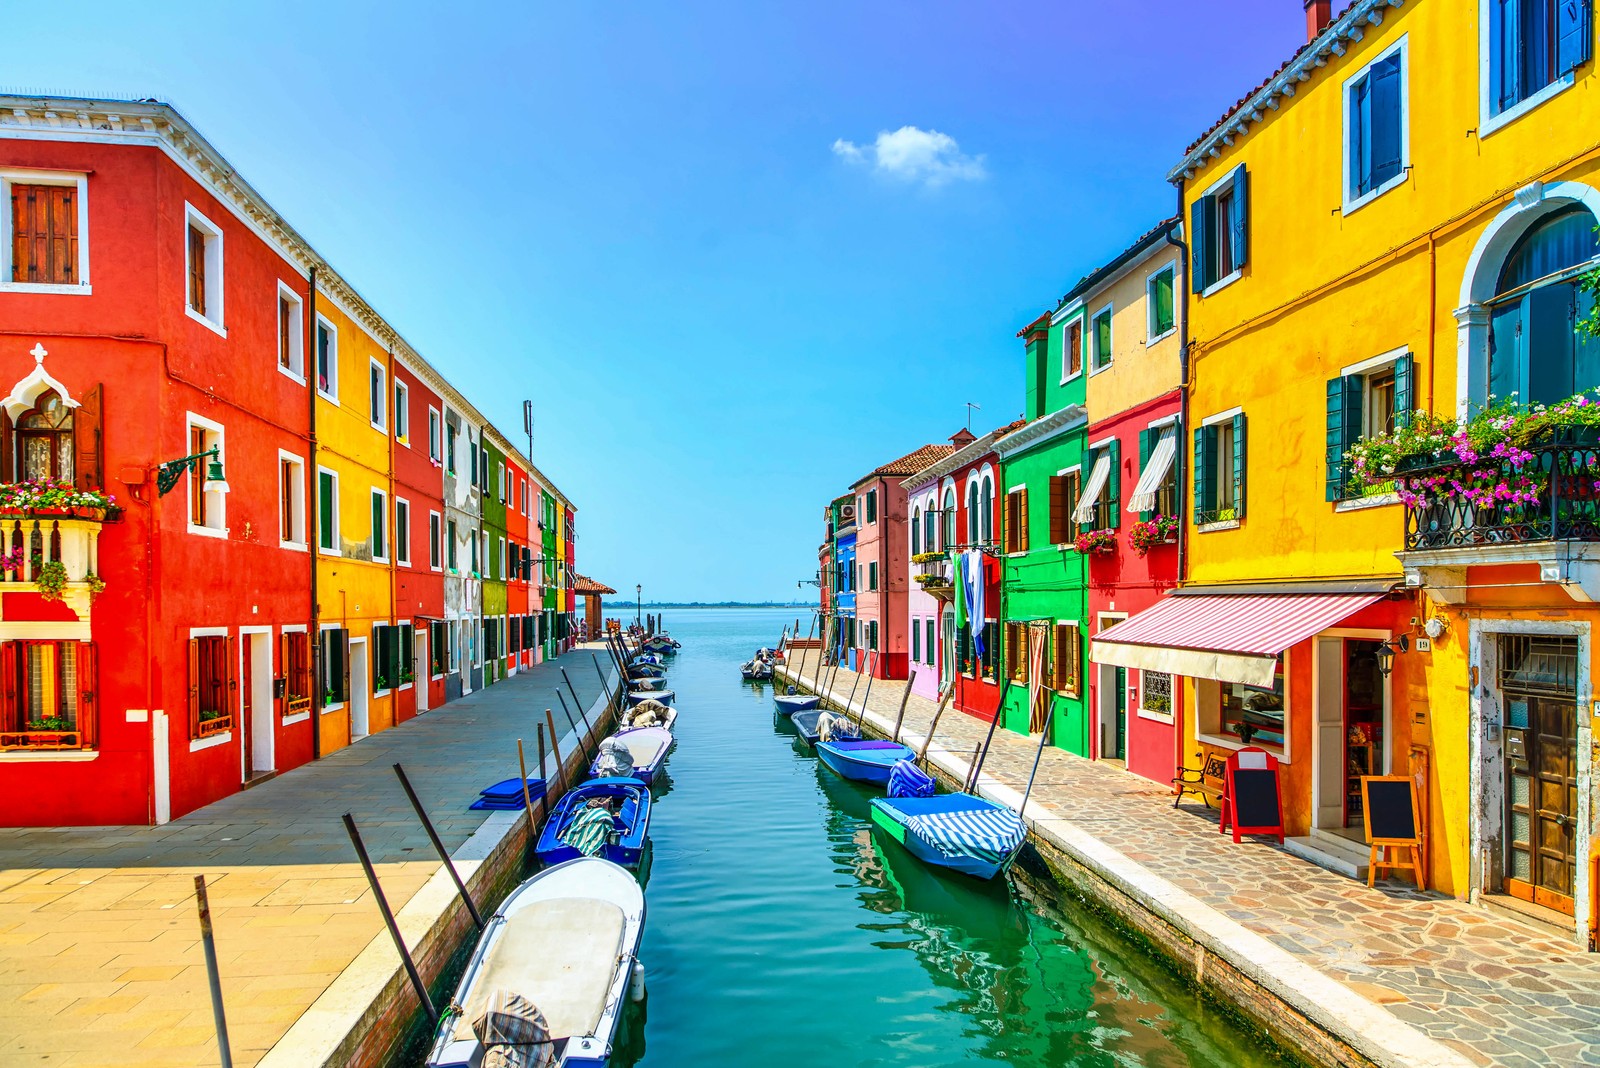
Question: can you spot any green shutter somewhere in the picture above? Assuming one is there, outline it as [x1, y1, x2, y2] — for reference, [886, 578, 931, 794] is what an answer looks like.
[1393, 353, 1414, 428]
[1194, 426, 1215, 519]
[1107, 438, 1121, 529]
[1170, 417, 1184, 524]
[1230, 165, 1249, 271]
[1325, 377, 1345, 501]
[1232, 413, 1248, 520]
[318, 473, 334, 549]
[1138, 429, 1153, 522]
[1190, 196, 1212, 292]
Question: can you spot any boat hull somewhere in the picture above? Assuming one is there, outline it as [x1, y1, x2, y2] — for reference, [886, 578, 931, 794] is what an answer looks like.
[626, 689, 674, 707]
[815, 740, 916, 785]
[773, 694, 820, 715]
[534, 778, 651, 868]
[869, 794, 1025, 881]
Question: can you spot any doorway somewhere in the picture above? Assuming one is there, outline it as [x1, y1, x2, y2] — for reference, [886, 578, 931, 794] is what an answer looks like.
[941, 610, 955, 694]
[350, 637, 370, 740]
[1095, 662, 1127, 762]
[1498, 635, 1580, 915]
[414, 629, 430, 714]
[243, 631, 273, 781]
[1313, 636, 1389, 839]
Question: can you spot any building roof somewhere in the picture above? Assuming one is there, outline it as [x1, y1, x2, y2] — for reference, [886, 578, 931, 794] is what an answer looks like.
[902, 418, 1028, 487]
[852, 431, 974, 486]
[573, 574, 615, 595]
[1055, 218, 1181, 314]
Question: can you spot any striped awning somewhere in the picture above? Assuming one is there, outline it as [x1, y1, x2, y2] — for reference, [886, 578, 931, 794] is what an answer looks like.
[1090, 591, 1386, 687]
[1127, 428, 1177, 514]
[1071, 452, 1112, 524]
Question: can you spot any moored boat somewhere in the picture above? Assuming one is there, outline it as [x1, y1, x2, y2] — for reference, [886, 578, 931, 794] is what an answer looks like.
[773, 693, 820, 715]
[869, 793, 1028, 880]
[815, 739, 917, 785]
[590, 726, 675, 785]
[629, 675, 669, 691]
[424, 857, 646, 1068]
[618, 701, 677, 732]
[626, 688, 674, 707]
[790, 709, 857, 746]
[534, 777, 652, 868]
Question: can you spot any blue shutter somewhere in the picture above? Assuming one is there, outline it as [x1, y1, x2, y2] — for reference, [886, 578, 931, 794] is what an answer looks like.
[1190, 195, 1213, 292]
[1107, 438, 1121, 530]
[1231, 413, 1248, 520]
[1229, 165, 1249, 271]
[1493, 0, 1520, 112]
[1559, 0, 1593, 74]
[1369, 54, 1403, 189]
[1393, 354, 1415, 429]
[1350, 72, 1371, 196]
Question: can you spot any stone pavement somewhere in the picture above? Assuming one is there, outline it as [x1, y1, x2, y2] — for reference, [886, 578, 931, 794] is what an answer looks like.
[0, 648, 616, 1068]
[783, 649, 1600, 1068]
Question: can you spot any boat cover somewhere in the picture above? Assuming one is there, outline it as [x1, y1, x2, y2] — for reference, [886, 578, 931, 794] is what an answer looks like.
[887, 759, 936, 798]
[560, 803, 616, 857]
[593, 740, 633, 779]
[904, 799, 1027, 869]
[472, 991, 555, 1068]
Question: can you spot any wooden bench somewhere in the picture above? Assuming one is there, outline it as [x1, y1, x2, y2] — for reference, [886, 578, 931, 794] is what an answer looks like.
[1172, 750, 1226, 808]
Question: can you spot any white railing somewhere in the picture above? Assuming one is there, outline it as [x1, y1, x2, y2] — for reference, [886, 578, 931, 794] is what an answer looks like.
[0, 516, 101, 587]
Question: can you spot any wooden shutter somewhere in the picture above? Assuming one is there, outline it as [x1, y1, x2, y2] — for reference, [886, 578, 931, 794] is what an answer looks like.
[9, 185, 29, 282]
[1229, 165, 1249, 271]
[1325, 376, 1361, 501]
[1189, 195, 1212, 292]
[1369, 54, 1403, 187]
[1017, 488, 1029, 550]
[1070, 625, 1081, 695]
[1393, 354, 1415, 429]
[341, 633, 351, 703]
[11, 185, 76, 284]
[0, 642, 15, 733]
[1106, 439, 1121, 530]
[1194, 426, 1215, 518]
[50, 188, 75, 283]
[74, 384, 102, 491]
[187, 638, 201, 738]
[76, 643, 96, 747]
[1048, 476, 1067, 544]
[188, 225, 207, 313]
[1232, 413, 1249, 520]
[1559, 0, 1593, 74]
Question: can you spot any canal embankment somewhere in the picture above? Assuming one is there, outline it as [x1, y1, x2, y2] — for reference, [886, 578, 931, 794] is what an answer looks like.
[778, 647, 1600, 1068]
[0, 646, 622, 1068]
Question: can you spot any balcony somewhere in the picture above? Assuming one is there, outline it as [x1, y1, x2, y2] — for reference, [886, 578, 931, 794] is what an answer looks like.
[0, 513, 104, 620]
[1398, 428, 1600, 602]
[913, 552, 954, 599]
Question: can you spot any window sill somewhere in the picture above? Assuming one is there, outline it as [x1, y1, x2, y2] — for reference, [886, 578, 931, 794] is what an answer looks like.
[320, 546, 342, 557]
[0, 748, 99, 762]
[0, 281, 92, 296]
[1196, 519, 1241, 533]
[1341, 169, 1407, 216]
[373, 688, 392, 698]
[396, 438, 410, 449]
[1137, 709, 1175, 725]
[1200, 269, 1242, 299]
[277, 365, 306, 386]
[185, 306, 227, 337]
[280, 539, 309, 552]
[1480, 73, 1575, 139]
[189, 731, 232, 753]
[321, 702, 345, 715]
[188, 523, 230, 540]
[431, 673, 445, 682]
[1088, 360, 1113, 377]
[396, 559, 411, 569]
[317, 387, 340, 406]
[1334, 492, 1399, 513]
[1197, 731, 1286, 762]
[1146, 327, 1177, 346]
[281, 711, 311, 726]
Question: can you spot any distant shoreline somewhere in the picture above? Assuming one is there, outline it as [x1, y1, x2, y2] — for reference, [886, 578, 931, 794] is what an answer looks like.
[601, 602, 819, 610]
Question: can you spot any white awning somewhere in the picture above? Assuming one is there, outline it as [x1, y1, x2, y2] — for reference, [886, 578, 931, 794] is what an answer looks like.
[1126, 428, 1177, 514]
[1071, 453, 1112, 524]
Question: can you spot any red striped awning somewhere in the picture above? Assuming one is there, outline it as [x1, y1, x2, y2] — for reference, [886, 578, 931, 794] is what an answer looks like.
[1091, 592, 1386, 687]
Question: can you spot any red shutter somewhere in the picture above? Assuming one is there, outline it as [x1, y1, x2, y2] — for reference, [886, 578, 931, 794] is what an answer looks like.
[9, 186, 29, 282]
[50, 188, 75, 284]
[0, 641, 15, 734]
[76, 642, 96, 747]
[73, 384, 102, 491]
[187, 226, 207, 313]
[187, 638, 200, 739]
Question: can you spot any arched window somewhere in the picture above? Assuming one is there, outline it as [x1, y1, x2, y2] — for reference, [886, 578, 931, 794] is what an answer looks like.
[942, 487, 956, 549]
[1489, 205, 1600, 405]
[17, 390, 73, 481]
[910, 507, 921, 555]
[980, 474, 994, 543]
[966, 482, 980, 545]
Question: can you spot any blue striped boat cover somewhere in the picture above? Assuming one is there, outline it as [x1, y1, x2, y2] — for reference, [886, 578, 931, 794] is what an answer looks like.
[887, 759, 936, 799]
[905, 805, 1026, 867]
[560, 803, 616, 857]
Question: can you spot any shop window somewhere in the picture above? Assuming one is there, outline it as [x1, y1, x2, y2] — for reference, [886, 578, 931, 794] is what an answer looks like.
[16, 389, 74, 481]
[188, 634, 234, 739]
[1198, 658, 1285, 750]
[0, 640, 95, 750]
[1053, 623, 1080, 696]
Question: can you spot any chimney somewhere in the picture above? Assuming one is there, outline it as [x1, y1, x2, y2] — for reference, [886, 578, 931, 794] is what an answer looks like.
[1304, 0, 1332, 40]
[949, 428, 977, 447]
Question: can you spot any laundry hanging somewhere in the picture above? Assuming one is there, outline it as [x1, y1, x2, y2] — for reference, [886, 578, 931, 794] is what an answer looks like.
[965, 551, 987, 658]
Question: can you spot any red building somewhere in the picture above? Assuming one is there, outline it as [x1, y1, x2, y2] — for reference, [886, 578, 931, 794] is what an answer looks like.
[392, 360, 447, 717]
[505, 455, 532, 673]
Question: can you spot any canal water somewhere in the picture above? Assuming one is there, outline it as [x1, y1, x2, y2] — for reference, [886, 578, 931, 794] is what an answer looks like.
[610, 607, 1290, 1067]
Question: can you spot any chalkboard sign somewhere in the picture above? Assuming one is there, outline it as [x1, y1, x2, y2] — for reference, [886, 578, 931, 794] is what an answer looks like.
[1221, 747, 1284, 844]
[1360, 775, 1423, 889]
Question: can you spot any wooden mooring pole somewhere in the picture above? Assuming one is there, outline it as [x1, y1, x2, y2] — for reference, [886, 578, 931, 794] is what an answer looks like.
[392, 763, 483, 930]
[193, 875, 234, 1068]
[544, 708, 564, 793]
[916, 688, 954, 765]
[890, 670, 917, 744]
[342, 813, 439, 1028]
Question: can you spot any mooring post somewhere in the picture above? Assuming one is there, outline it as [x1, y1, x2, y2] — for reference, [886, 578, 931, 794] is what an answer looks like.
[891, 669, 917, 744]
[534, 724, 549, 825]
[854, 651, 879, 730]
[544, 708, 564, 794]
[916, 688, 954, 764]
[193, 875, 234, 1068]
[560, 668, 585, 733]
[342, 813, 438, 1027]
[393, 763, 483, 930]
[557, 688, 595, 765]
[1019, 716, 1056, 818]
[965, 678, 1011, 793]
[965, 744, 984, 793]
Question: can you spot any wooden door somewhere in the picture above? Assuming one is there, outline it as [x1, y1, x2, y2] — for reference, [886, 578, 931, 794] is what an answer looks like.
[1501, 636, 1579, 915]
[240, 644, 253, 782]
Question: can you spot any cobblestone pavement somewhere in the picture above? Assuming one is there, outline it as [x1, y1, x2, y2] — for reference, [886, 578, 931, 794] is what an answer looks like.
[783, 650, 1600, 1068]
[0, 649, 616, 1068]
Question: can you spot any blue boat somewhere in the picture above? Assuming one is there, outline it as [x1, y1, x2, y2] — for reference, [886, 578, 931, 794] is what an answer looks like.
[790, 709, 857, 746]
[590, 725, 675, 785]
[773, 693, 820, 715]
[869, 793, 1028, 880]
[815, 739, 917, 785]
[535, 778, 652, 869]
[626, 688, 673, 707]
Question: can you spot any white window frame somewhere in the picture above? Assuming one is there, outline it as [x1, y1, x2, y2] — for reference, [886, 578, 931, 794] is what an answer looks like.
[370, 487, 389, 563]
[1478, 1, 1579, 139]
[1136, 668, 1176, 726]
[183, 203, 226, 336]
[371, 623, 393, 697]
[1089, 302, 1114, 374]
[185, 412, 228, 539]
[276, 282, 305, 383]
[428, 407, 442, 463]
[280, 623, 312, 725]
[187, 625, 234, 751]
[499, 462, 507, 503]
[0, 169, 91, 295]
[1197, 168, 1245, 297]
[1342, 35, 1411, 216]
[1054, 303, 1085, 385]
[1197, 406, 1243, 532]
[315, 315, 339, 404]
[497, 536, 506, 580]
[278, 449, 307, 551]
[429, 510, 443, 572]
[393, 379, 409, 445]
[368, 358, 387, 432]
[394, 497, 411, 567]
[317, 466, 341, 556]
[1145, 262, 1178, 344]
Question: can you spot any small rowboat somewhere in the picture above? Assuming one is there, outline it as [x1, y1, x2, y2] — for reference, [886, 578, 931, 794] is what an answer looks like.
[815, 739, 917, 785]
[790, 709, 858, 746]
[869, 793, 1028, 880]
[626, 689, 673, 707]
[773, 693, 820, 715]
[631, 653, 667, 668]
[629, 675, 668, 691]
[619, 703, 677, 732]
[629, 664, 667, 679]
[534, 777, 652, 868]
[740, 662, 773, 681]
[642, 637, 678, 654]
[425, 856, 645, 1068]
[590, 726, 675, 785]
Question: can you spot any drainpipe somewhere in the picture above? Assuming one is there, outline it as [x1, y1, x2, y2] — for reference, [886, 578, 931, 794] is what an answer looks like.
[1166, 199, 1191, 786]
[308, 266, 321, 760]
[387, 346, 399, 719]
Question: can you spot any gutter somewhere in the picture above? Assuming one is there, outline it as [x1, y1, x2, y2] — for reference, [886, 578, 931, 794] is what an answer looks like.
[308, 266, 322, 760]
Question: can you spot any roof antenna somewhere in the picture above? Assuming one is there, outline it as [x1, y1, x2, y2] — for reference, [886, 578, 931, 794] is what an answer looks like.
[965, 401, 981, 431]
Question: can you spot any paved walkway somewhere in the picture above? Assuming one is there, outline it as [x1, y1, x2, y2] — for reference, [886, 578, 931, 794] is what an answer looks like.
[782, 649, 1600, 1068]
[0, 648, 617, 1068]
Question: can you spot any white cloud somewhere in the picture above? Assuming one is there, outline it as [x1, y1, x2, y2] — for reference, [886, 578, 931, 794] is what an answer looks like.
[831, 126, 986, 187]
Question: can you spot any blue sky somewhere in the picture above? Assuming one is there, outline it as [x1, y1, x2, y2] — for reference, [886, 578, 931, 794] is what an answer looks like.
[7, 1, 1305, 602]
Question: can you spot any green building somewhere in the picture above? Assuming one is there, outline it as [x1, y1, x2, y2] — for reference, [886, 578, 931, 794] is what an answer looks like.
[995, 308, 1090, 753]
[481, 435, 509, 685]
[541, 487, 558, 660]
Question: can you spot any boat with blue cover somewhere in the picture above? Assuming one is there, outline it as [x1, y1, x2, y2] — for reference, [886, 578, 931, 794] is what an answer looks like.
[815, 739, 917, 785]
[424, 856, 645, 1068]
[534, 777, 652, 869]
[869, 792, 1028, 880]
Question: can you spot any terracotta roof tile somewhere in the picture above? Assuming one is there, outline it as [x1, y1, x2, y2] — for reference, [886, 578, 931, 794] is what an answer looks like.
[857, 442, 958, 484]
[573, 574, 615, 595]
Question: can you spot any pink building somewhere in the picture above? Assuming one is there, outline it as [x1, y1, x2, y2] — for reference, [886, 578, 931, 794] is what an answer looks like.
[850, 433, 971, 680]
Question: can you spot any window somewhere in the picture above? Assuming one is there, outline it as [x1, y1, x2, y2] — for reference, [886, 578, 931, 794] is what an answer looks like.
[428, 408, 441, 462]
[0, 640, 96, 749]
[1004, 488, 1029, 553]
[186, 416, 227, 536]
[868, 561, 878, 591]
[17, 390, 73, 481]
[470, 528, 480, 576]
[279, 452, 306, 548]
[373, 624, 398, 692]
[282, 631, 311, 713]
[925, 618, 936, 666]
[370, 489, 388, 561]
[4, 176, 87, 288]
[1130, 426, 1179, 519]
[394, 380, 409, 443]
[430, 620, 448, 677]
[321, 629, 349, 705]
[316, 316, 338, 400]
[469, 435, 478, 486]
[184, 206, 224, 330]
[1487, 205, 1600, 406]
[447, 518, 458, 570]
[1326, 355, 1414, 500]
[497, 536, 506, 580]
[942, 487, 957, 547]
[189, 634, 233, 738]
[1073, 442, 1119, 530]
[868, 620, 879, 651]
[369, 360, 386, 431]
[1091, 305, 1113, 370]
[912, 619, 921, 662]
[429, 511, 442, 570]
[277, 285, 304, 379]
[318, 468, 339, 552]
[1053, 623, 1081, 696]
[1485, 0, 1592, 128]
[395, 498, 411, 566]
[1194, 413, 1247, 525]
[979, 474, 994, 543]
[1048, 469, 1082, 544]
[1005, 622, 1029, 683]
[865, 489, 877, 524]
[1190, 165, 1249, 293]
[966, 481, 980, 544]
[1147, 266, 1176, 340]
[1345, 40, 1407, 211]
[910, 508, 920, 554]
[1198, 661, 1285, 750]
[1140, 670, 1173, 717]
[1063, 319, 1083, 381]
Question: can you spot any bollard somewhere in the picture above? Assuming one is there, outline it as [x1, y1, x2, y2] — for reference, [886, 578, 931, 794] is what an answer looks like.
[193, 875, 234, 1068]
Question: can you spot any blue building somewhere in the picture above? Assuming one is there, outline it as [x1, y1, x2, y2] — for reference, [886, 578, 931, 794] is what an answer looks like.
[832, 494, 858, 670]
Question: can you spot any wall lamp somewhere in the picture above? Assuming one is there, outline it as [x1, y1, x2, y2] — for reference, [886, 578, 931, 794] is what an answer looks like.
[1376, 635, 1410, 678]
[156, 444, 227, 497]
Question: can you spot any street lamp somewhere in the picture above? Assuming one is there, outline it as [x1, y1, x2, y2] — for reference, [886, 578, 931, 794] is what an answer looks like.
[636, 584, 642, 627]
[155, 444, 227, 497]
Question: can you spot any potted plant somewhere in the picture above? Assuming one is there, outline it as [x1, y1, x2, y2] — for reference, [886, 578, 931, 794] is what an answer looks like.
[1128, 515, 1180, 556]
[399, 670, 416, 685]
[375, 674, 390, 691]
[910, 550, 945, 564]
[85, 572, 106, 600]
[27, 715, 72, 732]
[0, 547, 22, 574]
[1074, 528, 1118, 555]
[35, 560, 68, 602]
[324, 689, 339, 706]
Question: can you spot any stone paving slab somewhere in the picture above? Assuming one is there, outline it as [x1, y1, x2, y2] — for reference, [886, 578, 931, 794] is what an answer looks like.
[0, 648, 617, 1068]
[782, 650, 1600, 1068]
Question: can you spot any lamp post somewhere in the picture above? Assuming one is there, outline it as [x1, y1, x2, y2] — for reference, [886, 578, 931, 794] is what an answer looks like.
[635, 584, 642, 627]
[155, 444, 228, 497]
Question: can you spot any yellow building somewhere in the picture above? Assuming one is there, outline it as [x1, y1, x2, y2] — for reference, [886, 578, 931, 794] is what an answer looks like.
[1100, 0, 1600, 943]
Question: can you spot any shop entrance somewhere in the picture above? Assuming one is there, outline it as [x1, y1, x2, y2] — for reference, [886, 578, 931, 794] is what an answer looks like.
[1313, 637, 1387, 839]
[1498, 635, 1579, 915]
